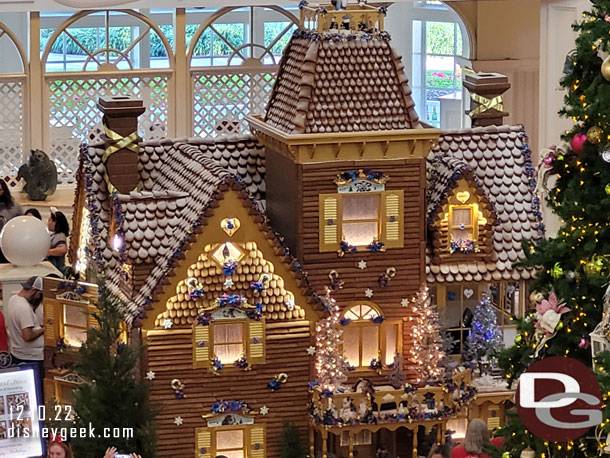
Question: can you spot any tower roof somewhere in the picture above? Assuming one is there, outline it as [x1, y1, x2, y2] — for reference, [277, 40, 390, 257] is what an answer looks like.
[264, 29, 421, 134]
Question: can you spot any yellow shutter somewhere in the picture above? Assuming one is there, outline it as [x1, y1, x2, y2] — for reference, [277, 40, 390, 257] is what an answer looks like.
[250, 426, 266, 458]
[193, 326, 211, 368]
[381, 190, 404, 248]
[44, 300, 57, 347]
[87, 305, 99, 331]
[319, 194, 341, 252]
[248, 319, 265, 364]
[44, 378, 57, 404]
[196, 428, 212, 458]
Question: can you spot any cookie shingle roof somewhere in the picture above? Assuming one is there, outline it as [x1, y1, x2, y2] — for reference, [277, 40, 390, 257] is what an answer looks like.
[156, 241, 306, 328]
[265, 30, 421, 134]
[79, 135, 268, 323]
[426, 125, 543, 283]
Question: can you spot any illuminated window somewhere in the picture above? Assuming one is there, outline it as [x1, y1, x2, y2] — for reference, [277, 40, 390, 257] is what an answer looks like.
[216, 429, 245, 458]
[342, 194, 381, 247]
[319, 190, 404, 251]
[342, 304, 400, 368]
[213, 322, 245, 364]
[449, 205, 475, 241]
[211, 242, 245, 265]
[62, 303, 88, 348]
[341, 430, 372, 446]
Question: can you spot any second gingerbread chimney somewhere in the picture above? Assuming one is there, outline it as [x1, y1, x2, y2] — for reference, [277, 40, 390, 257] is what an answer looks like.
[463, 72, 510, 127]
[97, 96, 145, 194]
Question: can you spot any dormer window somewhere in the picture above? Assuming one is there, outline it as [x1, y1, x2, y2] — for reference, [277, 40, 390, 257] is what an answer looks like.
[319, 170, 404, 252]
[429, 175, 494, 261]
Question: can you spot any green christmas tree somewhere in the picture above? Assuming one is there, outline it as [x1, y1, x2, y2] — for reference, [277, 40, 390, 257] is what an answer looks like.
[492, 1, 610, 455]
[70, 281, 157, 458]
[281, 423, 307, 458]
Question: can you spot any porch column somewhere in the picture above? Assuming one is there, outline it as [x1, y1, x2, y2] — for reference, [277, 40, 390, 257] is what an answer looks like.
[322, 430, 328, 458]
[348, 431, 354, 458]
[309, 426, 315, 458]
[412, 429, 418, 458]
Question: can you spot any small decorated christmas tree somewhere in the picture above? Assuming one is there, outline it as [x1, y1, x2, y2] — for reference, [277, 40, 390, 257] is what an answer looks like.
[409, 284, 445, 385]
[281, 423, 307, 458]
[387, 352, 407, 388]
[70, 281, 157, 458]
[315, 288, 348, 392]
[465, 289, 504, 367]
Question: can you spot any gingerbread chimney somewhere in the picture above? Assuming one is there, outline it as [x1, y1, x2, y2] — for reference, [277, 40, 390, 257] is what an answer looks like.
[97, 96, 145, 194]
[463, 72, 510, 126]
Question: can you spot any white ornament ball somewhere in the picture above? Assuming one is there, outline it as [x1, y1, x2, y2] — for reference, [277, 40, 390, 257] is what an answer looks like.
[520, 447, 535, 458]
[0, 216, 50, 266]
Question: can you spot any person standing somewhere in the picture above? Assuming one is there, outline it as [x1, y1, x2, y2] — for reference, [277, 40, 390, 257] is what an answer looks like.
[451, 419, 503, 458]
[46, 208, 69, 274]
[5, 276, 44, 383]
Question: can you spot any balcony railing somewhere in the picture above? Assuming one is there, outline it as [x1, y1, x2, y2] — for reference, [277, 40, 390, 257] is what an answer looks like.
[299, 3, 385, 33]
[310, 369, 475, 426]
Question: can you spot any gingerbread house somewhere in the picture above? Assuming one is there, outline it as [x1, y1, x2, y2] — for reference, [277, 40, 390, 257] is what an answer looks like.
[426, 125, 543, 354]
[64, 4, 542, 458]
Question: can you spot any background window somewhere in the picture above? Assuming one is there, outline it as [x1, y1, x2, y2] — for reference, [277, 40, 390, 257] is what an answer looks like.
[450, 206, 474, 241]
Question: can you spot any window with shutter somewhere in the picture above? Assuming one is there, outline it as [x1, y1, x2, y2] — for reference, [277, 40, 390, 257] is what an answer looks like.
[196, 428, 212, 458]
[319, 191, 404, 252]
[250, 426, 266, 458]
[194, 319, 266, 369]
[193, 325, 211, 368]
[43, 301, 57, 347]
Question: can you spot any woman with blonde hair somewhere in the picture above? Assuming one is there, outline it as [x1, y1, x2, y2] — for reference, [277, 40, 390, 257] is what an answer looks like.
[451, 419, 503, 458]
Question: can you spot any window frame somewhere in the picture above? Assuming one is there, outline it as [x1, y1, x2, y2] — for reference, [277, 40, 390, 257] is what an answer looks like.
[340, 303, 402, 371]
[341, 193, 382, 248]
[212, 319, 247, 365]
[215, 427, 246, 457]
[61, 302, 89, 349]
[448, 203, 478, 247]
[319, 190, 404, 252]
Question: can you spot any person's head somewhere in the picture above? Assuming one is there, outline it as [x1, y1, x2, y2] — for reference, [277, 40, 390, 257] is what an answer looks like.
[20, 276, 43, 307]
[47, 441, 73, 458]
[25, 208, 42, 220]
[48, 209, 69, 237]
[464, 419, 490, 454]
[0, 180, 14, 207]
[428, 444, 451, 458]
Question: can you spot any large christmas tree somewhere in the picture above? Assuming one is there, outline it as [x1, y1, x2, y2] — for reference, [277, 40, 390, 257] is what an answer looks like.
[493, 1, 610, 455]
[70, 281, 157, 458]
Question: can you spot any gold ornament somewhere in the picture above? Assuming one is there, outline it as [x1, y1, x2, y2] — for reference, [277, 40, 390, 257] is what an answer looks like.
[587, 126, 604, 144]
[606, 184, 610, 195]
[602, 55, 610, 82]
[529, 291, 544, 304]
[514, 334, 523, 344]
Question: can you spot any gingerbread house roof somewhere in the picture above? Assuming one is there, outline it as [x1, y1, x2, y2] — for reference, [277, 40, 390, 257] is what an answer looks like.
[264, 29, 421, 134]
[77, 134, 313, 324]
[426, 125, 544, 283]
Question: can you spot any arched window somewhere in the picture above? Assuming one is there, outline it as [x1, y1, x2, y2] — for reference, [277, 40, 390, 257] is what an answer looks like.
[342, 304, 401, 369]
[386, 1, 471, 129]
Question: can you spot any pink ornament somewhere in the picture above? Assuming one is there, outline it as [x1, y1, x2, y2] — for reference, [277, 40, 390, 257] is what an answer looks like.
[579, 337, 590, 349]
[570, 133, 587, 154]
[605, 14, 610, 22]
[543, 154, 555, 167]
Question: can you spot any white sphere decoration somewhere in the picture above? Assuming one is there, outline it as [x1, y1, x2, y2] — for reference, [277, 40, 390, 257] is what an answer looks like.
[0, 216, 50, 266]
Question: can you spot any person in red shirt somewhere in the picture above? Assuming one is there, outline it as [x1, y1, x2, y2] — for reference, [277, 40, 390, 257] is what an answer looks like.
[451, 419, 503, 458]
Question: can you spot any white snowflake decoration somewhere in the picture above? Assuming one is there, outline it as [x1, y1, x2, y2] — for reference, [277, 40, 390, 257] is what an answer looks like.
[174, 416, 183, 426]
[146, 371, 156, 381]
[259, 406, 269, 416]
[224, 278, 235, 289]
[306, 346, 316, 356]
[163, 319, 173, 330]
[357, 260, 367, 270]
[364, 288, 374, 298]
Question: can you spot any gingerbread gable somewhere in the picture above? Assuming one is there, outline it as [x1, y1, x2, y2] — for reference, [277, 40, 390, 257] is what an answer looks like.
[73, 135, 267, 324]
[145, 185, 320, 330]
[264, 29, 421, 134]
[427, 159, 496, 262]
[426, 125, 543, 284]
